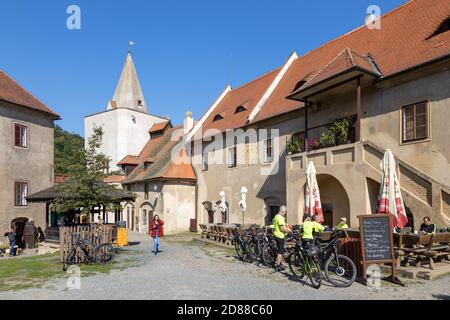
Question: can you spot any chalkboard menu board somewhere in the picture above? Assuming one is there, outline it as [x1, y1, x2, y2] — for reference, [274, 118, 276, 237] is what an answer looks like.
[359, 214, 394, 262]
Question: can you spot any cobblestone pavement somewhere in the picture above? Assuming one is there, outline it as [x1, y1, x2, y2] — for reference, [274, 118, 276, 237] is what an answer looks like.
[0, 232, 449, 300]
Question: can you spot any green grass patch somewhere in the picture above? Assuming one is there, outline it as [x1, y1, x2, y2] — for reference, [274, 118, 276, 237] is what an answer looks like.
[0, 248, 145, 292]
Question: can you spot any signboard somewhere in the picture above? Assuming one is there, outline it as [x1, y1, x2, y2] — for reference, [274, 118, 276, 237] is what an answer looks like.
[358, 214, 402, 285]
[360, 215, 393, 261]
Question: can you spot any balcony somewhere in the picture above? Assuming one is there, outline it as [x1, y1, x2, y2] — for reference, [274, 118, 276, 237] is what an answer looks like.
[286, 116, 356, 155]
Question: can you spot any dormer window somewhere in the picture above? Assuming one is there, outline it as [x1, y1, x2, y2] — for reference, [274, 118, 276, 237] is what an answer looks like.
[428, 17, 450, 39]
[235, 106, 247, 114]
[213, 114, 224, 122]
[292, 80, 307, 92]
[144, 161, 150, 170]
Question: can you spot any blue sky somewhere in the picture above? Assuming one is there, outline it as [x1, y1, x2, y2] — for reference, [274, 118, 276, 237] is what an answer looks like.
[0, 0, 405, 136]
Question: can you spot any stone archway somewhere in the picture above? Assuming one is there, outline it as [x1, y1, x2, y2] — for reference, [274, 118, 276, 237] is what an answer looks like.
[315, 174, 351, 227]
[264, 197, 281, 226]
[124, 202, 135, 231]
[140, 202, 153, 233]
[11, 217, 29, 249]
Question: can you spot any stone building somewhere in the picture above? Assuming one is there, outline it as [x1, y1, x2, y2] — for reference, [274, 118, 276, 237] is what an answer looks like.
[84, 52, 168, 172]
[188, 0, 450, 231]
[0, 69, 59, 244]
[120, 115, 197, 235]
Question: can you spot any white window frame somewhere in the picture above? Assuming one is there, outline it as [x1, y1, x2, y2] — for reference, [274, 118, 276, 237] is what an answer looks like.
[263, 138, 273, 163]
[14, 181, 28, 207]
[227, 145, 237, 168]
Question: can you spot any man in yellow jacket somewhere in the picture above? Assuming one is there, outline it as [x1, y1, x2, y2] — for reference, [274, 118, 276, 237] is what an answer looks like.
[272, 206, 291, 271]
[301, 214, 325, 245]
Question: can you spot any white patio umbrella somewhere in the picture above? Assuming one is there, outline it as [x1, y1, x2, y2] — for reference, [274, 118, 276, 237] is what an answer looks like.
[378, 149, 408, 228]
[305, 161, 324, 223]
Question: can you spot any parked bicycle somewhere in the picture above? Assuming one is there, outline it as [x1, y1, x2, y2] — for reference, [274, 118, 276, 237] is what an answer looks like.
[287, 232, 322, 288]
[317, 230, 357, 287]
[232, 226, 257, 263]
[63, 234, 115, 271]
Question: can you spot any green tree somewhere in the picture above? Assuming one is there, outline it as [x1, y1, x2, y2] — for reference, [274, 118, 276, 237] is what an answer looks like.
[53, 126, 121, 214]
[54, 125, 85, 175]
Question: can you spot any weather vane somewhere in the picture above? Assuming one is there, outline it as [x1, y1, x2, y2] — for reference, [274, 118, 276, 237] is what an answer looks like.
[128, 40, 135, 53]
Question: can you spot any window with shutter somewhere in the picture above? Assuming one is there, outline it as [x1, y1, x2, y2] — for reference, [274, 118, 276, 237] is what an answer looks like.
[402, 101, 428, 142]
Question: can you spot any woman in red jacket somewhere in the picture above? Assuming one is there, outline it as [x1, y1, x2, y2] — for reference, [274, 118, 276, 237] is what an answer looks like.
[150, 215, 164, 255]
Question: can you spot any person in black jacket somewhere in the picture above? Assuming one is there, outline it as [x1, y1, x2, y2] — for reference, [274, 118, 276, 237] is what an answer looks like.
[420, 217, 437, 234]
[5, 228, 17, 257]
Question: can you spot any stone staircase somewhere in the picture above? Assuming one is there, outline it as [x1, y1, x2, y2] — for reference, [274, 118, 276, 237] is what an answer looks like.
[361, 141, 450, 229]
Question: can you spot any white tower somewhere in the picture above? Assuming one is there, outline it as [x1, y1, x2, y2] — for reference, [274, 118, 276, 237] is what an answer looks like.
[84, 51, 168, 171]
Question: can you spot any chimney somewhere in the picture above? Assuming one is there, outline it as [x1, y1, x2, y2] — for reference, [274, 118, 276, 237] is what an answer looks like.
[183, 110, 194, 135]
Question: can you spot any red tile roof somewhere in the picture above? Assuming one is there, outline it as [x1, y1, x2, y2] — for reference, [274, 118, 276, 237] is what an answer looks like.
[254, 0, 450, 122]
[201, 67, 281, 134]
[300, 48, 379, 90]
[117, 155, 139, 166]
[0, 69, 60, 119]
[123, 126, 196, 184]
[149, 121, 171, 133]
[103, 174, 126, 184]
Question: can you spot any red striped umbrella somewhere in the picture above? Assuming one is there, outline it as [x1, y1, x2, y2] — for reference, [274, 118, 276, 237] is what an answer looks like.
[305, 161, 324, 223]
[378, 149, 408, 228]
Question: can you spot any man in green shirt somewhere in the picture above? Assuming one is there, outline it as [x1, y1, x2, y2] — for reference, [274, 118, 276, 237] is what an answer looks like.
[273, 206, 291, 271]
[334, 217, 349, 230]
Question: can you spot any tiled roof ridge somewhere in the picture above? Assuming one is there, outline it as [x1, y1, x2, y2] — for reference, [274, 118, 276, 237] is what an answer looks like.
[0, 69, 59, 117]
[294, 0, 417, 62]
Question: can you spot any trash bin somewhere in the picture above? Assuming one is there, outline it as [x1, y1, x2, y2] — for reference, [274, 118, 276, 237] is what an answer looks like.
[116, 227, 128, 247]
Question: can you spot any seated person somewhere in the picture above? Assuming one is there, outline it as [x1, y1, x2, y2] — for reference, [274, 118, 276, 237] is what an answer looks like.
[301, 214, 325, 245]
[419, 216, 437, 234]
[334, 217, 349, 230]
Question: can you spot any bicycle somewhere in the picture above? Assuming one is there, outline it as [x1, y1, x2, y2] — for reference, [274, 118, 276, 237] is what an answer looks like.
[317, 230, 357, 287]
[232, 227, 256, 263]
[63, 234, 115, 271]
[287, 232, 322, 289]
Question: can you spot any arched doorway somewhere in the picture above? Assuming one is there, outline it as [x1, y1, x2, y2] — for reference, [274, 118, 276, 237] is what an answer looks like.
[11, 217, 29, 249]
[140, 202, 153, 233]
[315, 174, 350, 227]
[265, 197, 281, 226]
[124, 203, 135, 231]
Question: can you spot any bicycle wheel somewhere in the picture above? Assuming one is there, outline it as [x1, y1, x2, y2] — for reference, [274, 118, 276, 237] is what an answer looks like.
[92, 243, 115, 264]
[261, 243, 275, 267]
[246, 240, 258, 263]
[234, 238, 245, 260]
[324, 254, 356, 287]
[306, 255, 322, 289]
[288, 252, 305, 280]
[63, 249, 77, 271]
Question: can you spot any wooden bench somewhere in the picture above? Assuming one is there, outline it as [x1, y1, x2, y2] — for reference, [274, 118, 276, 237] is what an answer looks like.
[396, 233, 450, 269]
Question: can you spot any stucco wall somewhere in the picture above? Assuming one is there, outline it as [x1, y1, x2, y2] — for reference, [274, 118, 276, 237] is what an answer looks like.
[0, 101, 54, 232]
[123, 181, 195, 235]
[192, 112, 303, 227]
[285, 66, 450, 229]
[162, 183, 196, 234]
[362, 68, 450, 187]
[84, 108, 167, 171]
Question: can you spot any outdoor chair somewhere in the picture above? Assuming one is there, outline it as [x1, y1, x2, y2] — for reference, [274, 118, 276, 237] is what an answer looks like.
[199, 224, 210, 239]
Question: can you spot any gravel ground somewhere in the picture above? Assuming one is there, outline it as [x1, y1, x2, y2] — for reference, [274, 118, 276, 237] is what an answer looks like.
[0, 231, 449, 300]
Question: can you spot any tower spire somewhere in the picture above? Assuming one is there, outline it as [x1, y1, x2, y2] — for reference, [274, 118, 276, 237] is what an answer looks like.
[108, 46, 148, 113]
